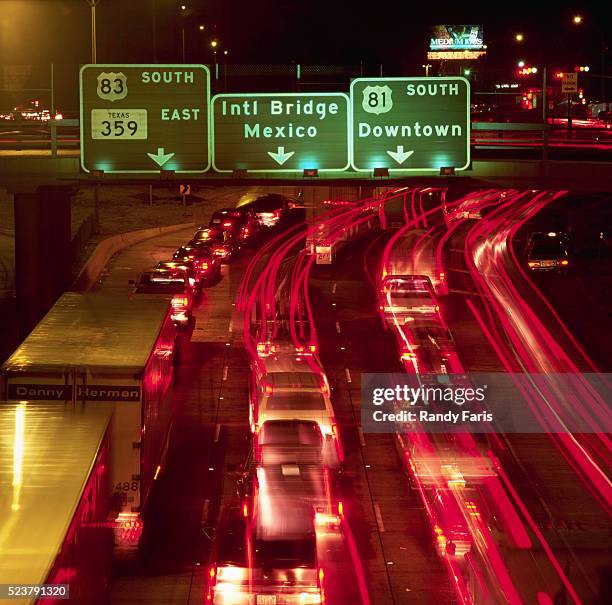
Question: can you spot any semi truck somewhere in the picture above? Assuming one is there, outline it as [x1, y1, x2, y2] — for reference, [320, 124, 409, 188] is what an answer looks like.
[1, 291, 176, 552]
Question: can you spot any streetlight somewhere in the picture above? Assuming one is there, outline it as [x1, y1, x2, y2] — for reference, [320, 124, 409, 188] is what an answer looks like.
[518, 60, 525, 67]
[211, 39, 218, 48]
[199, 24, 205, 31]
[515, 33, 524, 42]
[85, 0, 102, 63]
[421, 64, 432, 77]
[573, 15, 583, 25]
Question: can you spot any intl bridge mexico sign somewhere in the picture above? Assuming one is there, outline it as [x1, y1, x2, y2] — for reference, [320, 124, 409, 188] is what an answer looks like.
[350, 77, 470, 172]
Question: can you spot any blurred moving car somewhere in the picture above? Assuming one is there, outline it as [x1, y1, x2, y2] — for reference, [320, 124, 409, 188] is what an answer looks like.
[525, 231, 571, 271]
[190, 227, 240, 262]
[250, 355, 342, 468]
[209, 207, 261, 244]
[172, 245, 222, 283]
[256, 420, 324, 467]
[380, 275, 440, 322]
[243, 194, 297, 228]
[132, 270, 194, 327]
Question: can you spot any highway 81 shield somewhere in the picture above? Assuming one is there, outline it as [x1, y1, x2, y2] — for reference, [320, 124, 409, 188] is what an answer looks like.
[362, 85, 393, 115]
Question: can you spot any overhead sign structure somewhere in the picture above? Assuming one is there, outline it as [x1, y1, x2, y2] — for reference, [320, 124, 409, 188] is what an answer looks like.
[80, 64, 210, 173]
[430, 25, 484, 50]
[561, 72, 578, 94]
[350, 77, 470, 172]
[211, 93, 350, 172]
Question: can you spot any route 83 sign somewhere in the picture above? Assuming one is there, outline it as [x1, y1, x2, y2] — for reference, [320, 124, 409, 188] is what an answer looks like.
[97, 72, 128, 102]
[362, 85, 393, 115]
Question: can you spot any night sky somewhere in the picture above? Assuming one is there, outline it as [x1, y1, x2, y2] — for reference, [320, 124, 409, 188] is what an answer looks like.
[1, 0, 609, 69]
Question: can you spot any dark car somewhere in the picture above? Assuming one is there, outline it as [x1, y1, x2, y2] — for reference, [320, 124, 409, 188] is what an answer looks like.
[526, 231, 571, 272]
[132, 270, 194, 327]
[189, 227, 240, 262]
[245, 194, 300, 228]
[152, 260, 198, 289]
[172, 245, 221, 283]
[209, 207, 261, 244]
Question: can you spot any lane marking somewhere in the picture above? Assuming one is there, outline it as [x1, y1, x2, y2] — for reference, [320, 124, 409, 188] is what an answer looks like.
[358, 427, 366, 447]
[214, 423, 221, 443]
[374, 502, 385, 533]
[335, 321, 341, 334]
[222, 365, 229, 381]
[344, 368, 352, 383]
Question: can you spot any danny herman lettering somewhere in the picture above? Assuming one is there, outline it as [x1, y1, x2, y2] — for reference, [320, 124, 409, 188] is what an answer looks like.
[7, 384, 140, 401]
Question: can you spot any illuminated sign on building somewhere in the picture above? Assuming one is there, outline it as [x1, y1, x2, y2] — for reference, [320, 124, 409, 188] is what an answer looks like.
[427, 50, 486, 61]
[430, 25, 484, 51]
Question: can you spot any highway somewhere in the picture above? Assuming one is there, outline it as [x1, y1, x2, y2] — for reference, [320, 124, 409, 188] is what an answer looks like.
[0, 183, 609, 604]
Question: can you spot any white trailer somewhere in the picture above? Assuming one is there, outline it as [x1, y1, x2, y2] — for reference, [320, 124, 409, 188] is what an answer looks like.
[1, 292, 176, 552]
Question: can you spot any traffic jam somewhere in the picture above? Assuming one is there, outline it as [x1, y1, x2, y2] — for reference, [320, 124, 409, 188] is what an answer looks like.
[1, 185, 608, 605]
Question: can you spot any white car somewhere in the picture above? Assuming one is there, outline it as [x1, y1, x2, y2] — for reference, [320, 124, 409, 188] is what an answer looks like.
[380, 275, 440, 322]
[250, 355, 342, 467]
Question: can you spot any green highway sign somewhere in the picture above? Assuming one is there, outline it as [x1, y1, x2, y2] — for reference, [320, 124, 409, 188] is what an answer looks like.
[212, 93, 350, 172]
[80, 64, 210, 173]
[350, 77, 470, 172]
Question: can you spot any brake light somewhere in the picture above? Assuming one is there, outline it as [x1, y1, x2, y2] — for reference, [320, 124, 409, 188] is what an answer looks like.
[188, 254, 195, 259]
[439, 272, 445, 281]
[223, 221, 232, 228]
[434, 305, 440, 312]
[331, 424, 338, 438]
[201, 262, 209, 270]
[114, 512, 143, 546]
[188, 277, 195, 287]
[401, 352, 417, 361]
[172, 296, 188, 309]
[560, 260, 569, 266]
[528, 261, 537, 267]
[263, 383, 273, 395]
[318, 568, 325, 585]
[209, 566, 216, 580]
[242, 502, 249, 517]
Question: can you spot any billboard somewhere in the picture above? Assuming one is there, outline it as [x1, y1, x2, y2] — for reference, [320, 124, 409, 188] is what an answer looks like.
[430, 25, 484, 51]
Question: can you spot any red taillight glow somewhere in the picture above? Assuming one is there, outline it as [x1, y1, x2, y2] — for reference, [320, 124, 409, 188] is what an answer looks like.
[115, 513, 143, 546]
[434, 305, 440, 312]
[222, 221, 232, 228]
[172, 296, 188, 308]
[560, 260, 569, 266]
[528, 261, 537, 267]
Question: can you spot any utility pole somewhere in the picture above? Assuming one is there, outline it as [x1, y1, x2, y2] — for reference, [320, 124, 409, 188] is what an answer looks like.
[85, 0, 101, 63]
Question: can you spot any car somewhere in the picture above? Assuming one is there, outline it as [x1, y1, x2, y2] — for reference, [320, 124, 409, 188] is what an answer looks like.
[525, 231, 571, 271]
[243, 194, 296, 228]
[250, 356, 342, 468]
[256, 419, 324, 467]
[396, 323, 463, 374]
[131, 270, 194, 327]
[152, 260, 198, 290]
[208, 207, 261, 244]
[380, 275, 440, 322]
[205, 506, 251, 604]
[189, 227, 240, 262]
[172, 245, 221, 283]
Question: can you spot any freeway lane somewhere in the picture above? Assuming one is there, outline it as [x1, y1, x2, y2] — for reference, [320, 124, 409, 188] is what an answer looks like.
[310, 233, 456, 605]
[94, 188, 375, 604]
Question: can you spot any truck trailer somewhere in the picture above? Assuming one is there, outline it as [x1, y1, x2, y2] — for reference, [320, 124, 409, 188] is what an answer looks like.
[0, 403, 112, 604]
[1, 292, 176, 551]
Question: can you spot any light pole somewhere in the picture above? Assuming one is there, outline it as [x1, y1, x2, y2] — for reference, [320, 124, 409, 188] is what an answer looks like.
[422, 64, 432, 77]
[85, 0, 101, 63]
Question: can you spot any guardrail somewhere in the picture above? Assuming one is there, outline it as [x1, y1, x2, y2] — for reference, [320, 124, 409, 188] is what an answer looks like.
[1, 119, 610, 156]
